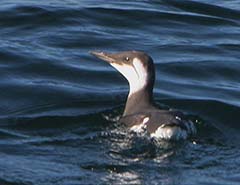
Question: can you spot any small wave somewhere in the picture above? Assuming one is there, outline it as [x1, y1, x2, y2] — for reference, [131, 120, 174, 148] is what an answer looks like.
[86, 6, 238, 26]
[165, 0, 240, 22]
[0, 128, 29, 139]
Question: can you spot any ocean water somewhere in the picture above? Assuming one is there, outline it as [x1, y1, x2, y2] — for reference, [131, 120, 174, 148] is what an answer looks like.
[0, 0, 240, 184]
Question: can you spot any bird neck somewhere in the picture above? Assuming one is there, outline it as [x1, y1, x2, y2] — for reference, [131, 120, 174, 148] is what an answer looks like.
[123, 83, 154, 116]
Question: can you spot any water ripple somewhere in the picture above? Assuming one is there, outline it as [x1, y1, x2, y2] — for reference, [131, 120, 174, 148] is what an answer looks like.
[0, 0, 240, 185]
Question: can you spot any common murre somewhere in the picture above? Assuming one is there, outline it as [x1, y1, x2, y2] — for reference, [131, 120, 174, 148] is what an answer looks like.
[91, 51, 196, 140]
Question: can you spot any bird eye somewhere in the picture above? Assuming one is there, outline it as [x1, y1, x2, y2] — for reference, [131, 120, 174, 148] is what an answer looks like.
[125, 57, 129, 61]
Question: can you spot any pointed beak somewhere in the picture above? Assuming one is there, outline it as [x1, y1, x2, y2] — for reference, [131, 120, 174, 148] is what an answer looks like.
[90, 51, 115, 63]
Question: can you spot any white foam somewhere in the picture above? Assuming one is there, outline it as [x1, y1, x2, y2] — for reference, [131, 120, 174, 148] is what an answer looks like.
[150, 126, 188, 140]
[130, 116, 149, 133]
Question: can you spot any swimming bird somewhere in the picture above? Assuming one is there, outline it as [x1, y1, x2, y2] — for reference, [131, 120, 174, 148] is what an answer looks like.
[91, 51, 196, 140]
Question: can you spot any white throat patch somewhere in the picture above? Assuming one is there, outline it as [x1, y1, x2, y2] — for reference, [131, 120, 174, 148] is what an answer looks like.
[110, 58, 148, 96]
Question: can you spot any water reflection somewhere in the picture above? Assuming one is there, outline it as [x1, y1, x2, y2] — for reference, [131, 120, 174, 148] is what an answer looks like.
[102, 125, 185, 185]
[104, 171, 142, 185]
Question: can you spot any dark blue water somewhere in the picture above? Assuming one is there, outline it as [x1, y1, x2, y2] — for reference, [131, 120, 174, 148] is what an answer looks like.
[0, 0, 240, 184]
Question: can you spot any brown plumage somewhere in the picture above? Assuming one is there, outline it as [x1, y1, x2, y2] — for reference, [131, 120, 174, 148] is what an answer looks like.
[91, 51, 196, 140]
